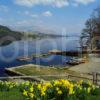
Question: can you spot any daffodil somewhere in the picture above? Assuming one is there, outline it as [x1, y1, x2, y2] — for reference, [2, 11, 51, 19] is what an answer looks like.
[78, 80, 83, 85]
[29, 87, 34, 92]
[23, 90, 28, 96]
[56, 87, 59, 91]
[69, 87, 74, 95]
[41, 91, 45, 96]
[57, 90, 62, 95]
[25, 81, 30, 86]
[29, 93, 34, 98]
[87, 87, 91, 93]
[37, 84, 41, 90]
[88, 81, 92, 86]
[92, 85, 95, 90]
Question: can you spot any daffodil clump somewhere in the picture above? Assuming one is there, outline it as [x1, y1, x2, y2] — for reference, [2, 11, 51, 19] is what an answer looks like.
[0, 80, 98, 100]
[21, 79, 96, 100]
[0, 81, 17, 91]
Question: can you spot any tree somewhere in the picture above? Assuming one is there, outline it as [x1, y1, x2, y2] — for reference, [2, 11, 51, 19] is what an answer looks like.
[81, 7, 100, 50]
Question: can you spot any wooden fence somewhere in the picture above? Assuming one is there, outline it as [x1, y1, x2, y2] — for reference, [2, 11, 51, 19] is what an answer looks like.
[67, 72, 100, 86]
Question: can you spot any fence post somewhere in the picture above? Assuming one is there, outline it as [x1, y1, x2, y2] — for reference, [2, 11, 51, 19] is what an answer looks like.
[93, 72, 97, 85]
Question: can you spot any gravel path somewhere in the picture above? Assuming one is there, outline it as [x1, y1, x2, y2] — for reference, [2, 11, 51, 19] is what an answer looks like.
[69, 61, 100, 74]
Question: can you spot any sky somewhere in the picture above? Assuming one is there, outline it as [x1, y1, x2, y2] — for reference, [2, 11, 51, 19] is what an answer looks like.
[0, 0, 100, 34]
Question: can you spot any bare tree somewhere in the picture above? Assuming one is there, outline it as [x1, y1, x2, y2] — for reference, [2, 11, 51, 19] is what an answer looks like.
[81, 7, 100, 50]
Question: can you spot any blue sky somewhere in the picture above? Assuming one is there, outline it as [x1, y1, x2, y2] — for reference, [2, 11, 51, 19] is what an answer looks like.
[0, 0, 99, 34]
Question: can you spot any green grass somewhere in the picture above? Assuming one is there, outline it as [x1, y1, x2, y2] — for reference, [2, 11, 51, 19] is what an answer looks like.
[14, 65, 79, 75]
[87, 96, 100, 100]
[0, 88, 100, 100]
[13, 64, 80, 81]
[0, 89, 24, 100]
[87, 88, 100, 100]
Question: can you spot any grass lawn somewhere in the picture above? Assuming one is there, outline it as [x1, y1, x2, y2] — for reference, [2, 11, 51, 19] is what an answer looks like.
[87, 96, 100, 100]
[0, 88, 100, 100]
[0, 89, 24, 100]
[0, 93, 100, 100]
[12, 64, 80, 81]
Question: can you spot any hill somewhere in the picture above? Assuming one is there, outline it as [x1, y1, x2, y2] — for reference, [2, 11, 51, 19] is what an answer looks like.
[0, 25, 23, 46]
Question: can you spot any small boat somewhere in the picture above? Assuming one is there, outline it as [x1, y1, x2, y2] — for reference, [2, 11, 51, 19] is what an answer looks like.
[66, 57, 86, 65]
[66, 60, 80, 65]
[17, 56, 32, 61]
[32, 53, 51, 58]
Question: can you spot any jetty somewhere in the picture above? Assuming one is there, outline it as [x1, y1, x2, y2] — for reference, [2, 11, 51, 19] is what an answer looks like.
[32, 53, 50, 58]
[49, 50, 87, 57]
[49, 50, 100, 56]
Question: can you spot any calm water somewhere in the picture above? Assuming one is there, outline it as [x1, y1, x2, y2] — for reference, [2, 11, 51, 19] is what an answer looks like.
[0, 37, 80, 76]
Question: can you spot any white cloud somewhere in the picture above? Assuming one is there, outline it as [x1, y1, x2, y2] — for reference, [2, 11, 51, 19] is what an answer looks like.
[0, 5, 9, 12]
[14, 0, 96, 7]
[42, 11, 52, 17]
[74, 0, 95, 5]
[24, 11, 39, 18]
[17, 10, 39, 18]
[16, 20, 30, 26]
[14, 0, 69, 8]
[31, 14, 39, 18]
[17, 10, 52, 17]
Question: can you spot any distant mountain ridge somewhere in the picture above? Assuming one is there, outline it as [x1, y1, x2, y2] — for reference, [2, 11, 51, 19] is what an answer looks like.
[0, 25, 67, 46]
[29, 32, 66, 38]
